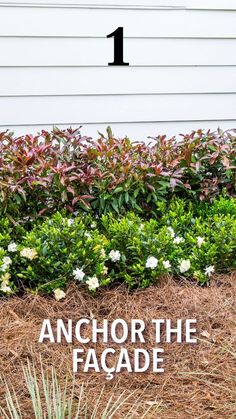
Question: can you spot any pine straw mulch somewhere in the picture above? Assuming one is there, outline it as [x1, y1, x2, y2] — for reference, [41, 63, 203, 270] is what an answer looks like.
[0, 274, 235, 419]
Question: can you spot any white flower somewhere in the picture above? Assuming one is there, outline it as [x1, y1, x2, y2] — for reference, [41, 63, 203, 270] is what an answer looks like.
[67, 219, 74, 227]
[0, 283, 11, 293]
[205, 265, 215, 277]
[91, 222, 97, 229]
[0, 258, 12, 272]
[103, 266, 108, 275]
[179, 259, 191, 273]
[0, 272, 11, 293]
[20, 248, 38, 260]
[109, 250, 121, 262]
[197, 237, 205, 248]
[84, 232, 91, 238]
[163, 260, 171, 269]
[73, 268, 85, 281]
[173, 236, 184, 244]
[3, 257, 12, 266]
[86, 276, 99, 291]
[1, 273, 11, 284]
[146, 256, 158, 269]
[0, 264, 8, 272]
[167, 227, 175, 238]
[8, 243, 17, 252]
[101, 249, 106, 258]
[54, 288, 66, 301]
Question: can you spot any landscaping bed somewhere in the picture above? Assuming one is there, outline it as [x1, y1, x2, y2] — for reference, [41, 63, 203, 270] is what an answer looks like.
[0, 274, 235, 418]
[0, 127, 235, 418]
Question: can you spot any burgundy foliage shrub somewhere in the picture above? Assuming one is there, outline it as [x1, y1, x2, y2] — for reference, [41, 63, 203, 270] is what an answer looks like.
[0, 127, 235, 219]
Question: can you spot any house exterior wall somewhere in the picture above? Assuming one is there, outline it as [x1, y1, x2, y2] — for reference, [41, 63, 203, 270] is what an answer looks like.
[0, 0, 235, 139]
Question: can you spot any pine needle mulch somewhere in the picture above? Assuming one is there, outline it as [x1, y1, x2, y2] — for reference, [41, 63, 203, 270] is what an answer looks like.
[0, 274, 235, 418]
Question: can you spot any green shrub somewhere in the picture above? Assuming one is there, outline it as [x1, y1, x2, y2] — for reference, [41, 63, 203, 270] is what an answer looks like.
[199, 194, 236, 217]
[12, 212, 110, 293]
[102, 205, 236, 287]
[0, 196, 235, 296]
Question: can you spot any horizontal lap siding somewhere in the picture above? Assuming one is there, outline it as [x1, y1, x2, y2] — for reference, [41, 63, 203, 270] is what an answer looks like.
[1, 0, 236, 10]
[0, 8, 236, 37]
[1, 1, 236, 10]
[0, 1, 235, 137]
[0, 94, 235, 124]
[1, 38, 236, 66]
[0, 67, 236, 96]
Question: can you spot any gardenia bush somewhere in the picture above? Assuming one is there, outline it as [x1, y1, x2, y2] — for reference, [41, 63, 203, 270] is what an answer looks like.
[0, 196, 235, 297]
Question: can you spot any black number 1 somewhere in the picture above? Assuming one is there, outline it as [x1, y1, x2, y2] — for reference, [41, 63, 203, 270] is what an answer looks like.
[107, 27, 129, 66]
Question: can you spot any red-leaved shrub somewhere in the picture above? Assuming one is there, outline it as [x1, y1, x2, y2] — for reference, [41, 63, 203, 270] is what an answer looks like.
[0, 127, 235, 219]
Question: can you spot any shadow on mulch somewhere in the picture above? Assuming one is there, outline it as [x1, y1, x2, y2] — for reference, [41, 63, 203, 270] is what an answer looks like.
[0, 274, 235, 419]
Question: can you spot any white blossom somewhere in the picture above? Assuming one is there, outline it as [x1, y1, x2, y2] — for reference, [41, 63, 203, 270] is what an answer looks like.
[0, 272, 11, 292]
[109, 250, 121, 262]
[8, 243, 17, 252]
[20, 248, 38, 260]
[3, 257, 12, 266]
[100, 249, 106, 258]
[163, 260, 171, 269]
[67, 219, 74, 227]
[86, 276, 99, 291]
[103, 266, 108, 275]
[1, 273, 10, 284]
[0, 283, 11, 293]
[205, 265, 215, 277]
[73, 268, 85, 281]
[54, 288, 66, 301]
[197, 237, 205, 248]
[146, 256, 158, 269]
[0, 264, 8, 272]
[0, 257, 12, 272]
[167, 227, 175, 238]
[179, 259, 191, 273]
[173, 236, 184, 244]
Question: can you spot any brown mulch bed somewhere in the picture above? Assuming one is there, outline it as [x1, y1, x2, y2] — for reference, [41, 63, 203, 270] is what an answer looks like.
[0, 274, 235, 419]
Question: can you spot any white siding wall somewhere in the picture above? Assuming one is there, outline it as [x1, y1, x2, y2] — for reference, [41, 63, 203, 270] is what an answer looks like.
[0, 0, 235, 139]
